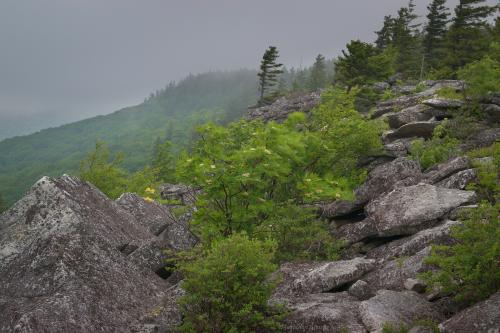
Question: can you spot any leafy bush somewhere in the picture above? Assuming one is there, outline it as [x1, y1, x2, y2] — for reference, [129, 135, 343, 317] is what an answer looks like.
[436, 87, 464, 100]
[458, 55, 500, 99]
[409, 123, 460, 170]
[422, 203, 500, 305]
[177, 233, 283, 333]
[467, 142, 500, 203]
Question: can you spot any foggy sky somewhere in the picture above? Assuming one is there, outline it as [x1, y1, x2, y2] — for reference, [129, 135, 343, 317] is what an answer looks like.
[0, 0, 496, 139]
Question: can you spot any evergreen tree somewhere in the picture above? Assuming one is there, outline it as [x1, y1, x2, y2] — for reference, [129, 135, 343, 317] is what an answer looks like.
[334, 40, 379, 89]
[444, 0, 498, 70]
[392, 0, 423, 78]
[0, 193, 6, 213]
[257, 46, 283, 104]
[151, 139, 176, 183]
[375, 15, 395, 49]
[423, 0, 451, 70]
[308, 54, 327, 91]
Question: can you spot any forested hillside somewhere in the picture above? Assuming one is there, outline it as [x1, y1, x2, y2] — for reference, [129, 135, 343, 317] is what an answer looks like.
[0, 70, 258, 206]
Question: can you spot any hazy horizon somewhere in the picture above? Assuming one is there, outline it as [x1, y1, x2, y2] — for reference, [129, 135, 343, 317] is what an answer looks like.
[0, 0, 496, 139]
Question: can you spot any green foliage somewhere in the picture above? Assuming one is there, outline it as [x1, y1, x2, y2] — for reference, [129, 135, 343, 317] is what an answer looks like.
[422, 202, 500, 305]
[177, 233, 283, 333]
[0, 193, 7, 213]
[79, 141, 129, 199]
[151, 139, 176, 183]
[308, 54, 328, 91]
[409, 122, 460, 170]
[457, 55, 500, 99]
[423, 0, 451, 71]
[257, 46, 284, 104]
[467, 143, 500, 203]
[436, 87, 464, 100]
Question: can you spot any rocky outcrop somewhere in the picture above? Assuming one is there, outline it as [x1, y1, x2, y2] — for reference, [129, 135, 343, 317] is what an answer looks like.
[359, 290, 444, 333]
[382, 121, 438, 143]
[436, 168, 477, 190]
[440, 292, 500, 333]
[422, 156, 470, 183]
[355, 157, 422, 205]
[422, 98, 463, 109]
[159, 183, 198, 206]
[365, 184, 475, 237]
[386, 104, 433, 129]
[0, 175, 188, 332]
[247, 92, 321, 122]
[464, 127, 500, 150]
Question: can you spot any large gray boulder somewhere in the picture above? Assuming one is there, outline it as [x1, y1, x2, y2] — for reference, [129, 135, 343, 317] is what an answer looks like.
[464, 127, 500, 150]
[355, 157, 422, 205]
[386, 104, 433, 129]
[436, 169, 477, 190]
[272, 258, 375, 303]
[336, 217, 377, 244]
[247, 91, 321, 122]
[0, 175, 181, 332]
[359, 290, 444, 333]
[283, 293, 367, 333]
[382, 121, 438, 143]
[320, 200, 363, 220]
[423, 156, 470, 183]
[440, 292, 500, 333]
[422, 98, 463, 109]
[384, 138, 413, 158]
[365, 184, 476, 237]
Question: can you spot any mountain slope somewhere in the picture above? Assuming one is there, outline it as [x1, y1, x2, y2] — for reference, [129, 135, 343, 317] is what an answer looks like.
[0, 69, 257, 206]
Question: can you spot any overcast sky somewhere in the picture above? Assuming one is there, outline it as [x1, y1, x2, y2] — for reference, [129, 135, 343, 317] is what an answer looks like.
[0, 0, 496, 139]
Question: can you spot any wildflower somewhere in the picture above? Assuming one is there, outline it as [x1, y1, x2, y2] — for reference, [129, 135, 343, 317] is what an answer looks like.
[206, 179, 212, 184]
[186, 159, 193, 163]
[315, 189, 323, 194]
[250, 148, 256, 151]
[242, 173, 250, 177]
[145, 187, 155, 194]
[143, 196, 154, 203]
[264, 149, 272, 155]
[335, 193, 341, 199]
[305, 178, 312, 182]
[210, 164, 216, 169]
[199, 163, 204, 167]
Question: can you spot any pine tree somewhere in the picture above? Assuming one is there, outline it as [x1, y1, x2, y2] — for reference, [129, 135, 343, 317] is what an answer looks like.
[334, 40, 378, 89]
[257, 46, 284, 104]
[392, 0, 423, 78]
[423, 0, 451, 70]
[308, 54, 327, 91]
[375, 15, 395, 49]
[444, 0, 498, 70]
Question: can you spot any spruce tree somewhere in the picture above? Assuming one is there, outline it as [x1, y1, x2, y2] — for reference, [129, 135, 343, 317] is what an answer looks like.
[375, 15, 395, 49]
[423, 0, 451, 71]
[444, 0, 498, 70]
[257, 46, 283, 104]
[308, 54, 327, 91]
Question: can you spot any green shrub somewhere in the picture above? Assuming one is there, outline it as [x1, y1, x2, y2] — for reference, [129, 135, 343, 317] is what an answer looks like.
[467, 142, 500, 203]
[458, 56, 500, 99]
[422, 203, 500, 305]
[436, 87, 464, 100]
[178, 233, 283, 333]
[409, 123, 461, 170]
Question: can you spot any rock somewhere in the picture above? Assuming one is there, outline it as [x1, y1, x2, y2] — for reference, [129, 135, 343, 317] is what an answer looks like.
[436, 168, 477, 190]
[449, 205, 478, 220]
[408, 326, 435, 333]
[355, 157, 422, 205]
[392, 85, 417, 95]
[159, 183, 198, 205]
[464, 128, 500, 150]
[320, 200, 363, 220]
[247, 91, 321, 122]
[386, 104, 433, 129]
[404, 278, 427, 293]
[422, 98, 463, 109]
[292, 258, 376, 295]
[384, 138, 413, 157]
[387, 73, 404, 85]
[366, 220, 460, 261]
[0, 175, 180, 332]
[371, 105, 396, 119]
[440, 292, 500, 333]
[272, 258, 375, 302]
[382, 121, 439, 142]
[359, 290, 444, 333]
[117, 193, 197, 251]
[373, 82, 390, 92]
[366, 184, 476, 237]
[348, 280, 374, 301]
[481, 103, 500, 123]
[336, 218, 377, 244]
[283, 293, 367, 333]
[364, 247, 433, 291]
[423, 156, 470, 183]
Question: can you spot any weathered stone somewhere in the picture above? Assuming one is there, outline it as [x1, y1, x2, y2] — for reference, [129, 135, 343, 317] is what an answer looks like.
[359, 290, 444, 333]
[440, 292, 500, 333]
[387, 104, 433, 129]
[320, 200, 363, 219]
[464, 127, 500, 150]
[159, 183, 198, 205]
[448, 205, 478, 220]
[384, 138, 413, 157]
[348, 280, 374, 301]
[272, 258, 375, 302]
[382, 121, 439, 142]
[373, 82, 390, 92]
[336, 218, 377, 244]
[436, 168, 477, 190]
[364, 247, 433, 291]
[247, 91, 321, 122]
[404, 278, 427, 293]
[0, 175, 178, 332]
[423, 156, 470, 183]
[355, 157, 422, 205]
[408, 326, 435, 333]
[422, 98, 463, 109]
[366, 184, 476, 237]
[481, 103, 500, 123]
[366, 220, 460, 261]
[283, 293, 367, 333]
[371, 105, 396, 119]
